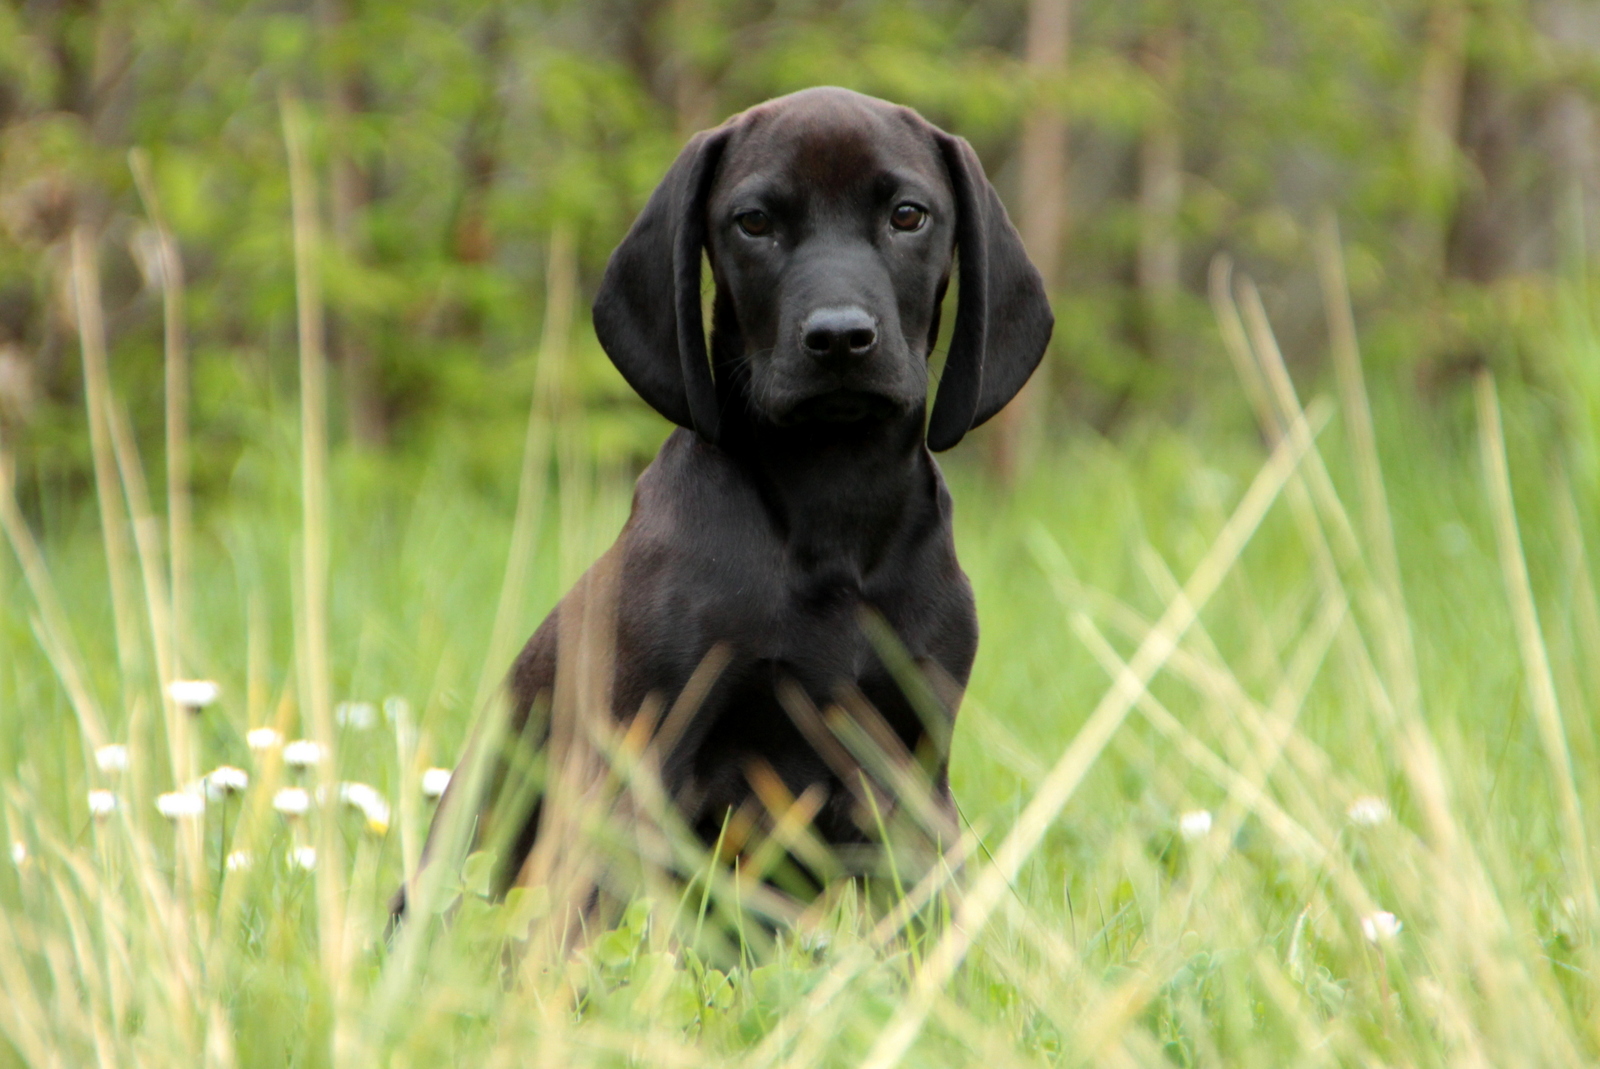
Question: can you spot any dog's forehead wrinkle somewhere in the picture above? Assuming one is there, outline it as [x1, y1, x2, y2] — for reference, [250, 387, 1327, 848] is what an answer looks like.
[723, 97, 937, 203]
[717, 176, 791, 216]
[723, 132, 878, 202]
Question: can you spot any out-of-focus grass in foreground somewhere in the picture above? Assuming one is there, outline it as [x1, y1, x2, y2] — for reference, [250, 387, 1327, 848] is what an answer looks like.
[2, 260, 1600, 1068]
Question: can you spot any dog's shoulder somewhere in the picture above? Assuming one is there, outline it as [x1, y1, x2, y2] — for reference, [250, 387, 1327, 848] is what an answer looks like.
[624, 430, 775, 547]
[617, 429, 783, 596]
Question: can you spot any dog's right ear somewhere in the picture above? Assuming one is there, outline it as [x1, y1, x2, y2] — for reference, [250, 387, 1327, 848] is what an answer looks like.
[593, 127, 731, 443]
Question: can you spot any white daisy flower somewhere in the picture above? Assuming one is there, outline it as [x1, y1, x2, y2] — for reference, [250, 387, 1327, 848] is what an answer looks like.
[88, 789, 117, 819]
[1346, 796, 1391, 826]
[383, 696, 410, 725]
[94, 744, 129, 774]
[205, 766, 250, 798]
[365, 794, 391, 828]
[282, 739, 324, 769]
[225, 850, 253, 872]
[156, 791, 205, 820]
[247, 727, 283, 752]
[338, 781, 380, 811]
[335, 701, 377, 730]
[1178, 809, 1213, 841]
[339, 782, 391, 834]
[421, 767, 452, 800]
[167, 679, 220, 711]
[273, 787, 311, 817]
[289, 845, 317, 870]
[10, 841, 27, 866]
[1361, 910, 1402, 943]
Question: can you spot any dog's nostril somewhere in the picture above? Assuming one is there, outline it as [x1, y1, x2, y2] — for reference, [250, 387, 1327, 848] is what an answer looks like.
[801, 307, 878, 358]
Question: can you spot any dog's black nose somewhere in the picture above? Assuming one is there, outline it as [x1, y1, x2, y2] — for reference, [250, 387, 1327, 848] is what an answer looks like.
[801, 307, 878, 363]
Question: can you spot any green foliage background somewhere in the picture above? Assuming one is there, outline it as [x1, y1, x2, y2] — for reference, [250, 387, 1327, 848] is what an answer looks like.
[3, 0, 1597, 490]
[4, 4, 1600, 1066]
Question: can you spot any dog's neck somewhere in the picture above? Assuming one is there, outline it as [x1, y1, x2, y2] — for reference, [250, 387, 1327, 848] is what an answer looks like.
[718, 409, 940, 577]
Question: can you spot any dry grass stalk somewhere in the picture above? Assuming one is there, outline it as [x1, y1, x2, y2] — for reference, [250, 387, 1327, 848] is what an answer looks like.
[475, 225, 574, 716]
[518, 550, 621, 952]
[1474, 372, 1598, 929]
[862, 398, 1325, 1069]
[281, 90, 349, 1051]
[129, 149, 194, 683]
[1312, 218, 1430, 757]
[69, 227, 143, 717]
[75, 233, 203, 918]
[0, 452, 112, 754]
[1217, 263, 1553, 1052]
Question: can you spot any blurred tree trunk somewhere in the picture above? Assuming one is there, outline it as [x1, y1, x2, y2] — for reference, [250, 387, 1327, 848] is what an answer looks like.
[1410, 0, 1467, 278]
[1445, 64, 1517, 284]
[450, 10, 506, 266]
[45, 0, 98, 120]
[1541, 0, 1600, 270]
[670, 0, 717, 137]
[11, 0, 131, 402]
[989, 0, 1070, 482]
[1446, 4, 1600, 284]
[1136, 20, 1181, 363]
[612, 0, 704, 135]
[1546, 85, 1600, 271]
[615, 0, 672, 119]
[317, 0, 385, 447]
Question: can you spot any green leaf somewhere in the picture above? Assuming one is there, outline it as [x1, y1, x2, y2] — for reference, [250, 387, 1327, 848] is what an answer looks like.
[635, 951, 676, 987]
[461, 851, 497, 898]
[594, 929, 636, 969]
[705, 969, 736, 1010]
[623, 897, 655, 934]
[501, 885, 551, 940]
[660, 982, 702, 1029]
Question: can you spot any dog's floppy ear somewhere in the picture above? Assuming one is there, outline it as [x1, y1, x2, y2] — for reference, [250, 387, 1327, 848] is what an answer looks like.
[593, 127, 731, 442]
[925, 132, 1054, 452]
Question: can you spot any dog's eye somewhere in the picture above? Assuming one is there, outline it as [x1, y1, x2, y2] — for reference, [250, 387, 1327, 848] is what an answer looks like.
[890, 203, 928, 232]
[735, 210, 772, 237]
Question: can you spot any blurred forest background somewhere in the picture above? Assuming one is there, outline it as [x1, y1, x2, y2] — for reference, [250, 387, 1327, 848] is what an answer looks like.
[1, 0, 1598, 496]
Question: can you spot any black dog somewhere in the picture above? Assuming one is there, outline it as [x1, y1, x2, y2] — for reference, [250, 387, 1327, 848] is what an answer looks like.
[402, 87, 1051, 913]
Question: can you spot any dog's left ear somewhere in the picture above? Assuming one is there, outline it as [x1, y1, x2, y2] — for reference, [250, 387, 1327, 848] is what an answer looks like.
[925, 132, 1054, 452]
[593, 126, 731, 443]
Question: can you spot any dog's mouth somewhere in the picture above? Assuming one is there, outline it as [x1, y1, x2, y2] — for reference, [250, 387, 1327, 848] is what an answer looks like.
[782, 390, 901, 425]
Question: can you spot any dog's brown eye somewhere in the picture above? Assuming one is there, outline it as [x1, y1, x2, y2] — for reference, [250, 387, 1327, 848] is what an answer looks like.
[890, 203, 927, 231]
[736, 210, 772, 237]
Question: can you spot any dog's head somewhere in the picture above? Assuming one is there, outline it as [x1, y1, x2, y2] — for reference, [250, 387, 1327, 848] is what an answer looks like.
[593, 86, 1053, 451]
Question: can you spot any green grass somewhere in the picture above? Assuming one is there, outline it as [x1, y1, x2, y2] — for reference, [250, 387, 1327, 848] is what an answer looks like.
[3, 273, 1600, 1067]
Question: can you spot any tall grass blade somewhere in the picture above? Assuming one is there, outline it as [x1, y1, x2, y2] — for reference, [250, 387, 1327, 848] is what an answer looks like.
[1473, 372, 1597, 928]
[0, 457, 112, 753]
[860, 399, 1326, 1069]
[1314, 214, 1426, 726]
[474, 225, 573, 716]
[69, 227, 143, 717]
[129, 149, 194, 682]
[281, 90, 348, 1054]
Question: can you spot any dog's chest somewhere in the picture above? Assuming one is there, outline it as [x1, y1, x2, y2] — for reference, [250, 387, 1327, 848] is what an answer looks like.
[622, 432, 977, 690]
[660, 513, 966, 675]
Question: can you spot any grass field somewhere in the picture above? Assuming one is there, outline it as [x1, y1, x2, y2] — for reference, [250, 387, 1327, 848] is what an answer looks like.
[2, 256, 1599, 1067]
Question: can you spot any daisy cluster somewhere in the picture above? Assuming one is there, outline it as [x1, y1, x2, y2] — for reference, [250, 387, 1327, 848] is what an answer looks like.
[69, 681, 456, 878]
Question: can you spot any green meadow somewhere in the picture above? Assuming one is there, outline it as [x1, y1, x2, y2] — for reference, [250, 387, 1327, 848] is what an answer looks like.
[3, 230, 1600, 1066]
